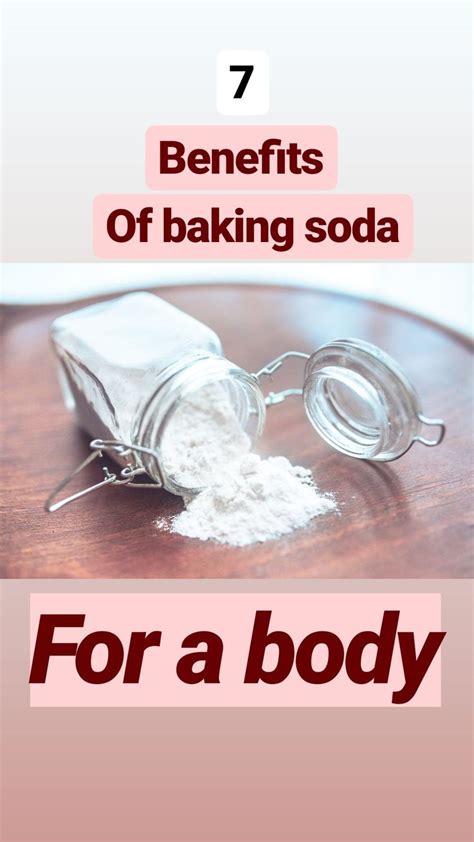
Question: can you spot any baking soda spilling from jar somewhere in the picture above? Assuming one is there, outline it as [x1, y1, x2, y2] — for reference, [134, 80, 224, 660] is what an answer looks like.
[47, 293, 445, 522]
[157, 385, 337, 547]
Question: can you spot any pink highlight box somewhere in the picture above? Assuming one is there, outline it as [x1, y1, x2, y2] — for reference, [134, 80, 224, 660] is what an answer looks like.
[30, 592, 442, 708]
[145, 125, 338, 190]
[93, 193, 413, 259]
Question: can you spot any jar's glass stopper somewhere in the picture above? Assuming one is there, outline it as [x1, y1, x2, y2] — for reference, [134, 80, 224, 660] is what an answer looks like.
[254, 339, 445, 462]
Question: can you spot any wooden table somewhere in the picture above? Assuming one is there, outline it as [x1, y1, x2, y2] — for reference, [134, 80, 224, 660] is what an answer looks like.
[2, 284, 472, 579]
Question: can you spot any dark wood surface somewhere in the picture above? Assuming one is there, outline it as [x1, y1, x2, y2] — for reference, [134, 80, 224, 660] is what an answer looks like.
[2, 284, 472, 579]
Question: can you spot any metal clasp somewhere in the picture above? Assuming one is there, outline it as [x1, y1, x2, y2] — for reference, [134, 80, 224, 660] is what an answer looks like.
[44, 439, 162, 513]
[253, 351, 309, 407]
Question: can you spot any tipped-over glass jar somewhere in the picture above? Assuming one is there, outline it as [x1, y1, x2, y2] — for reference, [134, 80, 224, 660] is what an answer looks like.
[46, 292, 445, 512]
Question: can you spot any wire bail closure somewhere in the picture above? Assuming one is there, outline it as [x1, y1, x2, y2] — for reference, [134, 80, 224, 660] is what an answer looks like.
[253, 351, 309, 406]
[44, 439, 163, 513]
[413, 414, 446, 448]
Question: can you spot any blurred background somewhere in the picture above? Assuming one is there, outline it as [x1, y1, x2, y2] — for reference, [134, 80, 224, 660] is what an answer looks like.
[2, 262, 472, 338]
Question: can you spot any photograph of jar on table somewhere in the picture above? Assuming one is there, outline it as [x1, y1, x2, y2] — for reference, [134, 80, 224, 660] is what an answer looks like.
[1, 264, 472, 579]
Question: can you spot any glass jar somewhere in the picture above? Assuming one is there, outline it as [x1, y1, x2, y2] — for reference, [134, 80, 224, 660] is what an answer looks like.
[302, 338, 445, 461]
[50, 292, 265, 496]
[47, 291, 445, 511]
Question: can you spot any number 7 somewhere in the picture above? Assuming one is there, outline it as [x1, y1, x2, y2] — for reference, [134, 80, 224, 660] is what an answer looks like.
[229, 65, 254, 99]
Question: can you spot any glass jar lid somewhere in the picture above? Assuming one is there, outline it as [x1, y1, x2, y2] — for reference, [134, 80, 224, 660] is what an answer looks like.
[302, 339, 445, 461]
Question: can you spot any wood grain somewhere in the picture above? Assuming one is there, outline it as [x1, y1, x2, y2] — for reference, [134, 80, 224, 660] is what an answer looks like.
[1, 284, 472, 579]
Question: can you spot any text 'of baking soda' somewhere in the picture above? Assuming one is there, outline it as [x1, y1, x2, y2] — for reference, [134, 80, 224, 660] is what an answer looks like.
[29, 609, 445, 706]
[105, 205, 400, 252]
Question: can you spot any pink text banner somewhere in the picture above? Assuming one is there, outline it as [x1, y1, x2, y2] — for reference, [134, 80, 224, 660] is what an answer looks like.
[30, 592, 443, 708]
[145, 125, 338, 191]
[93, 193, 413, 259]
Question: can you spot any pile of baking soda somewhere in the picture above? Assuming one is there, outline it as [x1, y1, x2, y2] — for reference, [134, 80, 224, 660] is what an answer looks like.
[156, 385, 336, 547]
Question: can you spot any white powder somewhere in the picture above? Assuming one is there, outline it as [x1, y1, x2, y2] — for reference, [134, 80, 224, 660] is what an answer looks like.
[161, 384, 251, 489]
[157, 385, 337, 547]
[170, 453, 336, 546]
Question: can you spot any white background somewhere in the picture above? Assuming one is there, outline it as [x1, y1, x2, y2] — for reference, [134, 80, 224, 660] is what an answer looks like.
[2, 0, 472, 261]
[2, 0, 472, 335]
